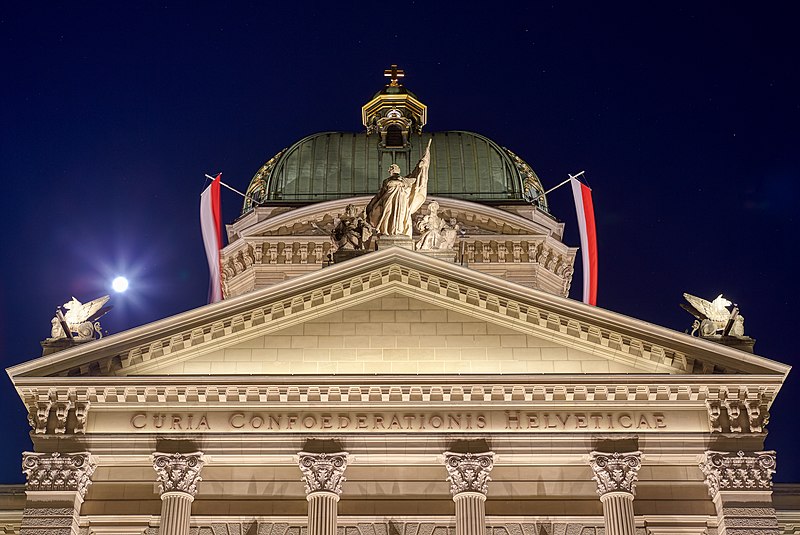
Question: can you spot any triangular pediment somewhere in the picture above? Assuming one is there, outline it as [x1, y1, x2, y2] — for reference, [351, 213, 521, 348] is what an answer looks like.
[7, 247, 790, 380]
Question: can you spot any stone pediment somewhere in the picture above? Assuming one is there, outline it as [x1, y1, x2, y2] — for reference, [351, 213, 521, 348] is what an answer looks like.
[7, 247, 789, 382]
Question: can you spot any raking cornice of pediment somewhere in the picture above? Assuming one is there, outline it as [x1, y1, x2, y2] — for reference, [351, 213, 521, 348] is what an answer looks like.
[6, 246, 790, 382]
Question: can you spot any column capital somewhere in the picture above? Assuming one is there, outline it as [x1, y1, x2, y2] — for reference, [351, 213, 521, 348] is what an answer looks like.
[298, 452, 349, 496]
[699, 450, 776, 498]
[443, 451, 495, 496]
[152, 452, 205, 497]
[589, 451, 642, 496]
[21, 451, 97, 499]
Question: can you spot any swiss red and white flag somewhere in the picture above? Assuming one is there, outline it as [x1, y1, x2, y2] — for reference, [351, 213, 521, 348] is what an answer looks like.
[200, 173, 223, 303]
[570, 178, 598, 306]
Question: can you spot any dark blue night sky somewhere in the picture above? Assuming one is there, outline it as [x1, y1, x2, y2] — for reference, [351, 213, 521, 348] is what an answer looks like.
[1, 3, 798, 483]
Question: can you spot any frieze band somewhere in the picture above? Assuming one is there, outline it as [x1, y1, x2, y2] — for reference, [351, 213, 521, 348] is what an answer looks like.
[113, 410, 683, 433]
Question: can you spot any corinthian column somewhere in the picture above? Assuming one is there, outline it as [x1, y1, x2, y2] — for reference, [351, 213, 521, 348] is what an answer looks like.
[298, 452, 349, 535]
[20, 452, 97, 535]
[152, 452, 204, 535]
[589, 451, 642, 535]
[443, 452, 495, 535]
[700, 450, 779, 535]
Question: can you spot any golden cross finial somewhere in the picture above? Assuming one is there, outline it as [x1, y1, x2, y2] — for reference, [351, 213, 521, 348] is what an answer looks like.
[383, 64, 405, 86]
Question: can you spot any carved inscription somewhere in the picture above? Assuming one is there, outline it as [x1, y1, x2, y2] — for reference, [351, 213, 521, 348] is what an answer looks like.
[90, 410, 694, 433]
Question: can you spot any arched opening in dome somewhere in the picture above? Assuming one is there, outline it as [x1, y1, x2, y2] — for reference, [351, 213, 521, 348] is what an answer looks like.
[385, 125, 404, 147]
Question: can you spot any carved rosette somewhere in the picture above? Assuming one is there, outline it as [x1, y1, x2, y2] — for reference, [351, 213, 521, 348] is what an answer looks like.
[152, 452, 205, 497]
[589, 451, 642, 496]
[298, 452, 349, 495]
[22, 452, 97, 498]
[443, 452, 495, 496]
[700, 450, 776, 498]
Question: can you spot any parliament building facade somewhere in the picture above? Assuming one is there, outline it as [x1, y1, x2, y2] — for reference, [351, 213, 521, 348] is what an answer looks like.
[3, 69, 799, 535]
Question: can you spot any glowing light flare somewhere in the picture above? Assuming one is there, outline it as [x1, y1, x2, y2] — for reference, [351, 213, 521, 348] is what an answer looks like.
[112, 276, 129, 293]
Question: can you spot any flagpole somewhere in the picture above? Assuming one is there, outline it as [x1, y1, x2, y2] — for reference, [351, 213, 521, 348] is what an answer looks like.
[529, 171, 585, 202]
[203, 173, 260, 204]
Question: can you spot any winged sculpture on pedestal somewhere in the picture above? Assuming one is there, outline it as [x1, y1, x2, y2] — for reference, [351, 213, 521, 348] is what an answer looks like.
[50, 295, 112, 341]
[681, 293, 745, 338]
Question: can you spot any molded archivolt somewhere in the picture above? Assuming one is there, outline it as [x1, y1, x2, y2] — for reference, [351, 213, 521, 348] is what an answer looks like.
[231, 197, 563, 240]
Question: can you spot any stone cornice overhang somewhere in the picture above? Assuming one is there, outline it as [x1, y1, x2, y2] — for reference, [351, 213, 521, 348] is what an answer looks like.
[11, 374, 783, 411]
[7, 247, 790, 387]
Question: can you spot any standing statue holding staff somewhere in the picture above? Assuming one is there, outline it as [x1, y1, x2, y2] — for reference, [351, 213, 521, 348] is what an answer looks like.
[366, 139, 432, 237]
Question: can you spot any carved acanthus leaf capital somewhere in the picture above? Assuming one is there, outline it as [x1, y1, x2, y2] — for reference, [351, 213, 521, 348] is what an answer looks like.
[22, 452, 97, 498]
[700, 450, 776, 497]
[443, 451, 495, 496]
[589, 451, 642, 496]
[298, 452, 349, 495]
[152, 452, 205, 497]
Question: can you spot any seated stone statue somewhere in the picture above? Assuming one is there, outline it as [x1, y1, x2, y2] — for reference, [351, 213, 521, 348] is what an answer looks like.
[415, 201, 461, 251]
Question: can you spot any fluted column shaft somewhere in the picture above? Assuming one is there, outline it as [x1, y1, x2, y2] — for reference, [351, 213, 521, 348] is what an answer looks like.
[306, 491, 340, 535]
[159, 492, 194, 535]
[298, 452, 349, 535]
[600, 492, 636, 535]
[453, 491, 487, 535]
[589, 452, 641, 535]
[444, 452, 495, 535]
[152, 452, 204, 535]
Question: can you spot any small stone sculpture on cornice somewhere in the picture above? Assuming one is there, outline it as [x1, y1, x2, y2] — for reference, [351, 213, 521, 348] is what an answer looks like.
[699, 450, 776, 498]
[22, 452, 97, 498]
[588, 451, 642, 496]
[152, 452, 205, 497]
[443, 451, 495, 496]
[298, 452, 349, 495]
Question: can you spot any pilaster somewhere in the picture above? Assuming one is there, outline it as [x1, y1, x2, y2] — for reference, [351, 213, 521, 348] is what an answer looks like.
[589, 451, 642, 535]
[152, 452, 204, 535]
[20, 452, 96, 535]
[443, 452, 495, 535]
[298, 452, 348, 535]
[700, 450, 779, 535]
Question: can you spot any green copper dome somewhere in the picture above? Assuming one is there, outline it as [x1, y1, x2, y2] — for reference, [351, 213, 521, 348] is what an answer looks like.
[242, 131, 548, 214]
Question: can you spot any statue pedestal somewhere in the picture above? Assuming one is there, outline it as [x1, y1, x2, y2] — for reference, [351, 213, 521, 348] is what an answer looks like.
[40, 337, 91, 356]
[375, 235, 415, 250]
[417, 249, 457, 263]
[331, 249, 371, 264]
